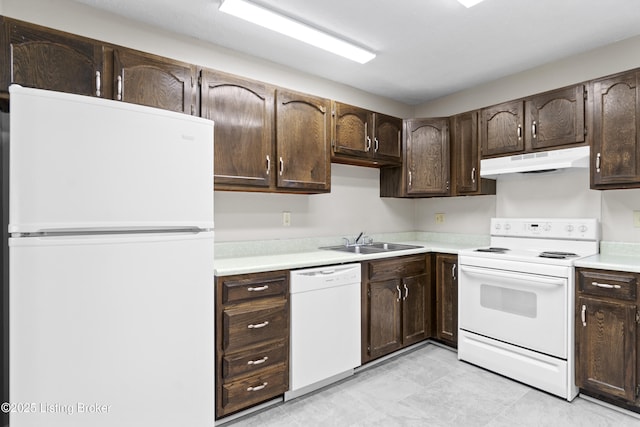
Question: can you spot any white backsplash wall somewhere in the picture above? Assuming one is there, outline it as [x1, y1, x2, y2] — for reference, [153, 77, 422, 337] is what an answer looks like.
[495, 169, 601, 220]
[601, 189, 640, 242]
[214, 164, 415, 242]
[415, 195, 496, 236]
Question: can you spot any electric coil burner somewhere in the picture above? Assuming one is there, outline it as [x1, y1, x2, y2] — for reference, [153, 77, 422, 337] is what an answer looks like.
[458, 218, 600, 401]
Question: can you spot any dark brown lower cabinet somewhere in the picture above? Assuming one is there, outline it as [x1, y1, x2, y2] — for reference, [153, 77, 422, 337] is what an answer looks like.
[362, 254, 431, 363]
[435, 254, 458, 347]
[215, 271, 290, 419]
[575, 268, 640, 413]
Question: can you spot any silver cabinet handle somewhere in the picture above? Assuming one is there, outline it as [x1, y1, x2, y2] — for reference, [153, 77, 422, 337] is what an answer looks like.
[95, 71, 101, 97]
[374, 137, 379, 152]
[403, 283, 409, 300]
[471, 167, 476, 183]
[596, 152, 601, 173]
[452, 264, 457, 280]
[247, 356, 268, 366]
[591, 281, 621, 289]
[279, 156, 284, 176]
[248, 285, 269, 292]
[532, 121, 537, 139]
[517, 124, 522, 140]
[266, 155, 270, 175]
[364, 122, 370, 151]
[247, 382, 268, 392]
[247, 321, 269, 329]
[408, 171, 412, 188]
[581, 304, 587, 327]
[116, 74, 123, 101]
[396, 285, 401, 302]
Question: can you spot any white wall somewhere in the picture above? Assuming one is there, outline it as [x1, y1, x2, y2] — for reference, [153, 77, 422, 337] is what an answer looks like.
[215, 164, 414, 242]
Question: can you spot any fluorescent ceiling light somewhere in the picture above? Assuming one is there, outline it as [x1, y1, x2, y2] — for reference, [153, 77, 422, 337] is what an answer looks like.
[457, 0, 485, 7]
[219, 0, 376, 64]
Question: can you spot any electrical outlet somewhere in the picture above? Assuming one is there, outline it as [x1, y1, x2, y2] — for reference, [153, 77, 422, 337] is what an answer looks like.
[283, 211, 291, 226]
[634, 211, 640, 228]
[435, 213, 445, 224]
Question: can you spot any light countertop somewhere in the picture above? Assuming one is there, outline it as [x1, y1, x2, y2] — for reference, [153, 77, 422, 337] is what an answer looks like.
[575, 253, 640, 274]
[214, 240, 476, 276]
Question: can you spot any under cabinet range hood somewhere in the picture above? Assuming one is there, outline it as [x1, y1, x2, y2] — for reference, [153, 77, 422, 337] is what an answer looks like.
[480, 146, 590, 177]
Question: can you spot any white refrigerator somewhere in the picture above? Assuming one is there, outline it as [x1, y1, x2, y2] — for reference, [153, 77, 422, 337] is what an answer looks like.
[5, 85, 215, 427]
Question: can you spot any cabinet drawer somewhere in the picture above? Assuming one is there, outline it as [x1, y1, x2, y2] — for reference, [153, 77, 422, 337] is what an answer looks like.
[220, 365, 287, 416]
[223, 299, 287, 352]
[222, 341, 286, 380]
[367, 255, 426, 281]
[219, 272, 288, 304]
[577, 269, 637, 301]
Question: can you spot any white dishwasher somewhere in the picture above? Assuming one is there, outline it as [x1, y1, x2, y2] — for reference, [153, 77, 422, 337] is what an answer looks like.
[284, 263, 361, 401]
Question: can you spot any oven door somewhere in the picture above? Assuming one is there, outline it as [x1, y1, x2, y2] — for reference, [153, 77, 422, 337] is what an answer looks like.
[459, 264, 568, 358]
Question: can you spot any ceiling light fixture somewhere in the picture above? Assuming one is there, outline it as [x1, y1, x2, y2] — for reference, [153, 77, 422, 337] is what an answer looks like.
[219, 0, 376, 64]
[457, 0, 485, 7]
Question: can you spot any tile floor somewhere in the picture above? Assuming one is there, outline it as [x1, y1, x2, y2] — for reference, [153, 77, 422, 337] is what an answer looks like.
[223, 343, 640, 426]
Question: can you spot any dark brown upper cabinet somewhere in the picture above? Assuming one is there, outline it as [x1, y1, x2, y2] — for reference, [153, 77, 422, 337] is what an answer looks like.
[112, 48, 197, 114]
[200, 70, 274, 190]
[275, 89, 331, 193]
[525, 84, 586, 151]
[332, 101, 402, 167]
[480, 100, 524, 157]
[451, 110, 496, 196]
[380, 118, 450, 197]
[1, 17, 104, 98]
[481, 84, 586, 158]
[590, 70, 640, 189]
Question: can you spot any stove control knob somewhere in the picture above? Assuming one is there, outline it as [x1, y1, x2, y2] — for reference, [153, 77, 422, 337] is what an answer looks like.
[505, 224, 511, 231]
[579, 225, 588, 233]
[543, 223, 551, 232]
[495, 224, 501, 230]
[566, 225, 574, 232]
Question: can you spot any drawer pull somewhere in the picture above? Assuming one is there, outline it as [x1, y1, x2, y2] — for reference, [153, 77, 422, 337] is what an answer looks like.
[247, 285, 269, 292]
[591, 281, 621, 289]
[247, 321, 270, 329]
[247, 382, 268, 392]
[247, 356, 269, 366]
[581, 304, 587, 327]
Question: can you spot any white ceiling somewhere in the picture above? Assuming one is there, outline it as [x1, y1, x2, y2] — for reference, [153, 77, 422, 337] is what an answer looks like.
[70, 0, 640, 106]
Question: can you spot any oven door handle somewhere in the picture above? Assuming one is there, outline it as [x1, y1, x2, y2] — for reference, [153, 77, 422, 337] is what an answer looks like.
[460, 265, 566, 288]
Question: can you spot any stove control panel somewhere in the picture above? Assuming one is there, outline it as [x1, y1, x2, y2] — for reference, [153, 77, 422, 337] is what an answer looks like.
[491, 218, 599, 240]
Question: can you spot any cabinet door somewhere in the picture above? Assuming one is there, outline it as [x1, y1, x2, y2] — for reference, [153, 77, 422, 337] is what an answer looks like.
[401, 273, 428, 346]
[480, 100, 524, 157]
[576, 296, 636, 401]
[367, 279, 403, 360]
[113, 48, 196, 114]
[332, 102, 371, 159]
[201, 70, 274, 189]
[436, 254, 458, 346]
[405, 118, 450, 196]
[591, 71, 640, 189]
[275, 89, 331, 192]
[525, 84, 586, 151]
[373, 113, 402, 165]
[2, 18, 103, 97]
[453, 111, 479, 194]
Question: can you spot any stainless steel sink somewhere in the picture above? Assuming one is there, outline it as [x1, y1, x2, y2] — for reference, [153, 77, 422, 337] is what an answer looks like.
[320, 242, 423, 254]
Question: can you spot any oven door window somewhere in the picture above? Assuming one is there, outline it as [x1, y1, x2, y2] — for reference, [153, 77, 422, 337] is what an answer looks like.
[459, 265, 568, 358]
[480, 284, 537, 318]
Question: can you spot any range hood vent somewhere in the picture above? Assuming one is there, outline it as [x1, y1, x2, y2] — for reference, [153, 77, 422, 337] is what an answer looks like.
[480, 146, 590, 178]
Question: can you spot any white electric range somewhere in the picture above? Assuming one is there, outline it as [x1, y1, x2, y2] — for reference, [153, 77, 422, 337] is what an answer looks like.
[458, 218, 599, 401]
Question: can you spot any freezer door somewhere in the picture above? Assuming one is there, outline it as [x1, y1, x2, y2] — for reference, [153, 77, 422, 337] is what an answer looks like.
[9, 232, 214, 427]
[9, 85, 214, 233]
